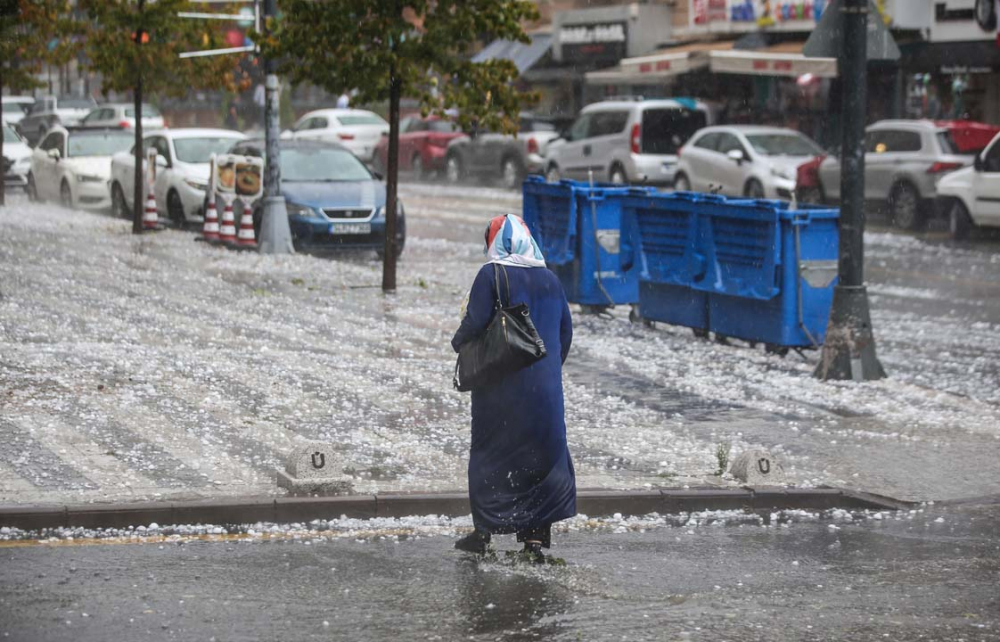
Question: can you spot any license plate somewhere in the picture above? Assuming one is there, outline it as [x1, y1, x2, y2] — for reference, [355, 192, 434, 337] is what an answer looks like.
[329, 223, 371, 235]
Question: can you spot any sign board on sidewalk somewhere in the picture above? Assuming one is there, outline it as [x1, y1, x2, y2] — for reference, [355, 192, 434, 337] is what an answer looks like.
[213, 154, 264, 203]
[803, 0, 901, 61]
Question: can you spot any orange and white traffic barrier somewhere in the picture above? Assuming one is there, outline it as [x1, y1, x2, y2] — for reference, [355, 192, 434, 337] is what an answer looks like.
[142, 190, 159, 230]
[236, 201, 256, 248]
[202, 198, 220, 241]
[218, 202, 237, 244]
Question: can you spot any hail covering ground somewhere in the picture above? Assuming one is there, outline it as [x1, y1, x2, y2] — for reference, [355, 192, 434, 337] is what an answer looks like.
[1, 184, 999, 506]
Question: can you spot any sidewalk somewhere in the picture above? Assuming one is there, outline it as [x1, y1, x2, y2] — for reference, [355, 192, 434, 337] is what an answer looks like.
[1, 189, 999, 507]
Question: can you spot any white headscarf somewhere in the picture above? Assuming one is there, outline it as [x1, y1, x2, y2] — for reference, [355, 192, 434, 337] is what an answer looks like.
[484, 213, 546, 268]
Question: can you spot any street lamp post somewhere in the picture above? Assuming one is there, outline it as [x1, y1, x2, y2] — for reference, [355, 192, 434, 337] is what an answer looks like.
[257, 0, 293, 254]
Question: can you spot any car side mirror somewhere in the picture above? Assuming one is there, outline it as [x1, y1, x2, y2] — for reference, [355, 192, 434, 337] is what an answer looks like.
[974, 154, 984, 172]
[47, 148, 61, 161]
[155, 154, 168, 168]
[372, 171, 383, 180]
[727, 149, 745, 164]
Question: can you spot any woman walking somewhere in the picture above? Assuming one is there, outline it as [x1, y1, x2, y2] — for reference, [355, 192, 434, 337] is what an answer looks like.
[451, 214, 576, 562]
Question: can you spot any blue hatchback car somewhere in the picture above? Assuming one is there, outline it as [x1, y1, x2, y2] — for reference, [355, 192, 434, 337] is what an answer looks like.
[226, 138, 405, 256]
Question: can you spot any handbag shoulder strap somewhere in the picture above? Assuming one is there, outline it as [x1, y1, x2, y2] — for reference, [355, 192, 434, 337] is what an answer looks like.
[492, 264, 503, 309]
[498, 264, 511, 308]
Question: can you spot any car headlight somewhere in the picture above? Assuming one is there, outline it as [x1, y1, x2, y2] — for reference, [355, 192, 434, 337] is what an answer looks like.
[13, 157, 30, 169]
[770, 166, 796, 181]
[184, 178, 208, 191]
[77, 174, 103, 183]
[286, 202, 314, 216]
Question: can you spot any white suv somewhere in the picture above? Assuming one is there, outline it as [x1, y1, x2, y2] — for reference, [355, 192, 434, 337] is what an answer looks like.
[937, 131, 1000, 239]
[543, 98, 709, 186]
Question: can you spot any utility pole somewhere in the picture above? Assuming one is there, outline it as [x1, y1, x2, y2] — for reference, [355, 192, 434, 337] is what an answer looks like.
[132, 0, 145, 235]
[813, 0, 886, 381]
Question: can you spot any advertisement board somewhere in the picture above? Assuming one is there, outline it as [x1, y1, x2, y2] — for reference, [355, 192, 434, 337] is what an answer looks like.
[558, 22, 627, 62]
[213, 154, 264, 202]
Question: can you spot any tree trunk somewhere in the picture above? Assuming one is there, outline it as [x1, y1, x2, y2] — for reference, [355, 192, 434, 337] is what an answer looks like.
[381, 68, 400, 292]
[0, 64, 5, 208]
[132, 0, 144, 234]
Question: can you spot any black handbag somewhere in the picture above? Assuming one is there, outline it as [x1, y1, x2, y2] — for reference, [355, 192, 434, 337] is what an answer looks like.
[453, 264, 547, 392]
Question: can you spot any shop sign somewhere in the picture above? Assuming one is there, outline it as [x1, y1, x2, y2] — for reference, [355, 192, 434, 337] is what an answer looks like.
[559, 22, 627, 61]
[941, 64, 994, 73]
[691, 0, 828, 28]
[929, 0, 998, 42]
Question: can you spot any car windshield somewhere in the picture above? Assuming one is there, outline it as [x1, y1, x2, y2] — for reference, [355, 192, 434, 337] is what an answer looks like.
[67, 132, 133, 157]
[336, 114, 385, 126]
[745, 133, 823, 156]
[3, 124, 21, 143]
[174, 137, 242, 163]
[283, 147, 372, 182]
[427, 120, 458, 133]
[2, 102, 28, 115]
[125, 105, 162, 118]
[59, 97, 96, 109]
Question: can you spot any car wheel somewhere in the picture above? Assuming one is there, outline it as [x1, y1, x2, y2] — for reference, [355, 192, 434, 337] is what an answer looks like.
[445, 153, 463, 184]
[411, 154, 425, 180]
[111, 182, 129, 218]
[167, 190, 186, 229]
[889, 182, 924, 230]
[545, 164, 561, 184]
[744, 179, 765, 199]
[948, 199, 974, 240]
[27, 173, 39, 202]
[60, 180, 73, 209]
[609, 165, 627, 185]
[673, 173, 691, 192]
[501, 156, 523, 190]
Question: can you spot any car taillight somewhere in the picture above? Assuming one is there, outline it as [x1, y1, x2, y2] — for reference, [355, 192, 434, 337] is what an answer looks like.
[927, 161, 962, 174]
[119, 120, 131, 128]
[527, 137, 538, 155]
[338, 133, 355, 141]
[630, 123, 641, 154]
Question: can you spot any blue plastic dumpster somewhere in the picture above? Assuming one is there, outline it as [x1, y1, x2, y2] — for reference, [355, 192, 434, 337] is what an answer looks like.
[695, 199, 840, 348]
[619, 191, 710, 330]
[522, 176, 647, 309]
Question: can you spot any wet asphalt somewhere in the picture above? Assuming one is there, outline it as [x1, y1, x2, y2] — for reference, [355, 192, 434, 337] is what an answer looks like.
[1, 500, 997, 642]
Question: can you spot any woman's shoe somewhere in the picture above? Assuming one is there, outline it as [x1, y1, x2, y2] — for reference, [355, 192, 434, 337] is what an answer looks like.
[454, 530, 491, 555]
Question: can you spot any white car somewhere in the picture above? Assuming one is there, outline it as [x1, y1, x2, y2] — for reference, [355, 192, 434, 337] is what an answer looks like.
[3, 122, 33, 191]
[80, 103, 165, 131]
[110, 128, 246, 226]
[674, 125, 825, 200]
[27, 126, 134, 209]
[282, 108, 388, 163]
[937, 131, 1000, 239]
[2, 96, 35, 125]
[17, 95, 98, 146]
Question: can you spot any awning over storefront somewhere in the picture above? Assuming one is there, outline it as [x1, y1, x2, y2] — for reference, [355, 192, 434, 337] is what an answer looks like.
[585, 41, 735, 85]
[472, 33, 553, 74]
[709, 42, 838, 78]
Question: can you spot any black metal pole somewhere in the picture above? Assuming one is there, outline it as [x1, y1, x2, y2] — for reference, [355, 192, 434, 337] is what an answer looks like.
[814, 0, 886, 381]
[1, 62, 5, 208]
[131, 0, 144, 234]
[382, 65, 400, 293]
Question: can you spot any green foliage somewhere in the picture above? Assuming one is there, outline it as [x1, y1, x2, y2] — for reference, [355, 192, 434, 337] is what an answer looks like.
[0, 0, 77, 93]
[258, 0, 540, 135]
[714, 442, 731, 477]
[79, 0, 235, 98]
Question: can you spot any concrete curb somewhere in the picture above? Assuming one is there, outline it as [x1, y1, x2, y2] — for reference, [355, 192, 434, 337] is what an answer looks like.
[0, 486, 916, 532]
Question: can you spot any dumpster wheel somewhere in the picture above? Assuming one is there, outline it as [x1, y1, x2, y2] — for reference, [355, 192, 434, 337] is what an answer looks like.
[692, 328, 709, 340]
[628, 306, 654, 328]
[764, 343, 789, 358]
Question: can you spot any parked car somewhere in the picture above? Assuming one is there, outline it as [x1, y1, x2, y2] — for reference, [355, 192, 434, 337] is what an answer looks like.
[543, 98, 710, 186]
[2, 96, 35, 125]
[27, 126, 133, 208]
[372, 115, 465, 178]
[3, 122, 33, 191]
[79, 103, 166, 131]
[17, 95, 98, 146]
[674, 125, 825, 200]
[282, 108, 388, 163]
[936, 130, 1000, 239]
[110, 128, 246, 225]
[816, 120, 998, 229]
[226, 138, 405, 256]
[443, 114, 560, 189]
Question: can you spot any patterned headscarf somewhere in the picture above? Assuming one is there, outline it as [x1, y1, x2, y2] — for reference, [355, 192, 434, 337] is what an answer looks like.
[484, 214, 546, 268]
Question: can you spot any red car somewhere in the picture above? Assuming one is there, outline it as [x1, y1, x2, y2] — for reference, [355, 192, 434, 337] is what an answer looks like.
[373, 116, 465, 178]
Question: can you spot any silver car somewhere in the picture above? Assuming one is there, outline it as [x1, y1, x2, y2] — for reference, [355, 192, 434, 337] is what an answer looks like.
[817, 120, 976, 229]
[674, 125, 824, 200]
[79, 103, 166, 131]
[17, 95, 97, 146]
[443, 115, 561, 189]
[544, 98, 709, 186]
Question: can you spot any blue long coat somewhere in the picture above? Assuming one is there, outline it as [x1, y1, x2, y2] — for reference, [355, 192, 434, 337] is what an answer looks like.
[451, 263, 576, 534]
